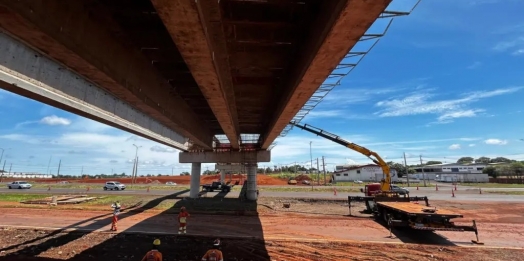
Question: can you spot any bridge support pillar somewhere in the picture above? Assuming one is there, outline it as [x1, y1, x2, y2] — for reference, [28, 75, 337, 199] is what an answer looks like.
[220, 170, 226, 183]
[246, 163, 258, 201]
[189, 163, 201, 198]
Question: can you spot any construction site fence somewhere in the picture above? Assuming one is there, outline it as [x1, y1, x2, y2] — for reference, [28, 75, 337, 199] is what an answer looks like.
[489, 178, 524, 184]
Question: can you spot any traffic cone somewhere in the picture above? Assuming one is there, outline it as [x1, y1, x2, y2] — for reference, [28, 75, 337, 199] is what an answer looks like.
[333, 187, 337, 196]
[416, 186, 419, 190]
[452, 189, 455, 197]
[86, 186, 90, 192]
[48, 186, 51, 191]
[479, 188, 482, 194]
[454, 185, 457, 191]
[436, 184, 439, 191]
[147, 186, 150, 193]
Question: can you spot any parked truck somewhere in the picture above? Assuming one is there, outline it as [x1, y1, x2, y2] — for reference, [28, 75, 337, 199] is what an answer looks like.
[201, 181, 231, 192]
[290, 121, 483, 244]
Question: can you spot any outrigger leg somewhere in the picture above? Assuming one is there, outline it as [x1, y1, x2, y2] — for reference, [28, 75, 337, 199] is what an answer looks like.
[471, 220, 484, 245]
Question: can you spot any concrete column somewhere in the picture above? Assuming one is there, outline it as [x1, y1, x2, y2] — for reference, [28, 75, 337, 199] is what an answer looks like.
[189, 163, 201, 198]
[246, 163, 258, 201]
[220, 170, 226, 183]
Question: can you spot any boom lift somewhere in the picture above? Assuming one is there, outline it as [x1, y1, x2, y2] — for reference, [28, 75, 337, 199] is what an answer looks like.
[289, 121, 483, 244]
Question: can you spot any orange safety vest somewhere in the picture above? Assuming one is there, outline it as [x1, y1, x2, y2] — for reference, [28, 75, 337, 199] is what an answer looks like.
[179, 211, 190, 223]
[141, 249, 162, 261]
[202, 249, 224, 261]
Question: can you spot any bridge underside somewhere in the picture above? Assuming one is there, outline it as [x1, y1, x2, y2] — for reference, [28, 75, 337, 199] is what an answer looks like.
[0, 0, 392, 152]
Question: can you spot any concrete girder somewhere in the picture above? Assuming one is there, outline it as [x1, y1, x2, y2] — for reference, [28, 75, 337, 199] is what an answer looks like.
[0, 32, 188, 150]
[179, 151, 270, 163]
[0, 0, 213, 149]
[260, 0, 392, 148]
[151, 0, 240, 148]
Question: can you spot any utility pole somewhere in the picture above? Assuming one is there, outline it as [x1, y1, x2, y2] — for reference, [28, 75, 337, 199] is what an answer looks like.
[0, 148, 4, 166]
[171, 167, 174, 176]
[46, 155, 52, 175]
[8, 163, 12, 175]
[57, 159, 62, 176]
[294, 161, 297, 177]
[419, 155, 426, 187]
[132, 144, 142, 183]
[322, 156, 326, 185]
[133, 156, 139, 182]
[81, 166, 84, 176]
[403, 152, 410, 187]
[316, 157, 320, 185]
[309, 141, 313, 174]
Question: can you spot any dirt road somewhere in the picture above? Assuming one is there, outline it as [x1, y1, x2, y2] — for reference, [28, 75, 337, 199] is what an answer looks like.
[1, 198, 524, 260]
[0, 199, 522, 248]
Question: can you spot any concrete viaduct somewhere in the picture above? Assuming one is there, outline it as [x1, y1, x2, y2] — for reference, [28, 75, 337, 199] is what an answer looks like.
[0, 0, 405, 200]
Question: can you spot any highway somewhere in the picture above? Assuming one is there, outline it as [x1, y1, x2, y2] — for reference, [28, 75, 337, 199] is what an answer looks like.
[1, 187, 522, 202]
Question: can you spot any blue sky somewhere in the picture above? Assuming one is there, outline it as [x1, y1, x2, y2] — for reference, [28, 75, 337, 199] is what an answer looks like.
[1, 0, 524, 175]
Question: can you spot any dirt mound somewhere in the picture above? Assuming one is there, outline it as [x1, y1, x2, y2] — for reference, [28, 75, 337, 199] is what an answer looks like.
[17, 173, 289, 185]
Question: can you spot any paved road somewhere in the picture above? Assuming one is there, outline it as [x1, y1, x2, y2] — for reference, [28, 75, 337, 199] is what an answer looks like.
[1, 187, 522, 202]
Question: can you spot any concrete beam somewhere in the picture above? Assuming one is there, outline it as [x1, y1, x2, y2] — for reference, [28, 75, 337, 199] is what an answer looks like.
[0, 32, 188, 150]
[260, 0, 391, 148]
[179, 151, 270, 163]
[0, 0, 213, 148]
[215, 164, 244, 172]
[152, 0, 240, 148]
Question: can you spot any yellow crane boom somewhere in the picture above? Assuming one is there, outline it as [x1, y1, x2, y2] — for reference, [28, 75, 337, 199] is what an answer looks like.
[289, 121, 391, 191]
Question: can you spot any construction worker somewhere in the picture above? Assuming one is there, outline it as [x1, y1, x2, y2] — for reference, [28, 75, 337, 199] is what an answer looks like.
[141, 239, 163, 261]
[201, 239, 224, 261]
[178, 206, 190, 234]
[110, 201, 121, 231]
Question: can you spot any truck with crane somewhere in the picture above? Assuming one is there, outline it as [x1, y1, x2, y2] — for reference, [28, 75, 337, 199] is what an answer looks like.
[289, 121, 483, 244]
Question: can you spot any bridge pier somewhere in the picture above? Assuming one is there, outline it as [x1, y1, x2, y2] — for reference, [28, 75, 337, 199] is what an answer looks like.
[189, 163, 201, 198]
[220, 170, 226, 183]
[246, 163, 258, 201]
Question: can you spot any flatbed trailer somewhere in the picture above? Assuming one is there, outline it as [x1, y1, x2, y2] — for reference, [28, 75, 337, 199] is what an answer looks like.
[349, 195, 482, 244]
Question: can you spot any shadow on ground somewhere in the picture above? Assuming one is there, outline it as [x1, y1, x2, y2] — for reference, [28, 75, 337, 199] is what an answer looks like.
[0, 188, 270, 260]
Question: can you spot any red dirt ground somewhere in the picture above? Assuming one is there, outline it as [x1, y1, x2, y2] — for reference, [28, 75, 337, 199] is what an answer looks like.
[0, 202, 523, 260]
[5, 174, 289, 185]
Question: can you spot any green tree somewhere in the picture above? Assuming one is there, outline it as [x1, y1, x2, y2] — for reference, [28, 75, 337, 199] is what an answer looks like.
[490, 157, 512, 163]
[387, 161, 414, 178]
[475, 157, 490, 163]
[457, 157, 474, 164]
[483, 166, 498, 178]
[426, 161, 442, 165]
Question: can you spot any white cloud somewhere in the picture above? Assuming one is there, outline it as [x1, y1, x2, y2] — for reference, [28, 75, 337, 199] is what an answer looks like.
[469, 144, 476, 147]
[493, 37, 524, 55]
[437, 109, 484, 123]
[40, 115, 71, 126]
[466, 61, 482, 69]
[374, 87, 523, 123]
[513, 49, 524, 55]
[150, 145, 177, 153]
[484, 139, 508, 145]
[448, 144, 461, 150]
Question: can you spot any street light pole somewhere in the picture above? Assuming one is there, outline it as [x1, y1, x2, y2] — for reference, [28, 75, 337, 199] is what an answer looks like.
[132, 144, 142, 184]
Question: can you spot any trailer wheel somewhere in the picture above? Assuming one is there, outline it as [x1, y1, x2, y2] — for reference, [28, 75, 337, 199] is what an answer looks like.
[382, 209, 389, 223]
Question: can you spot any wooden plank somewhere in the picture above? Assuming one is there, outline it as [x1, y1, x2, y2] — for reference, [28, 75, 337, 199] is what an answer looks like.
[377, 202, 463, 217]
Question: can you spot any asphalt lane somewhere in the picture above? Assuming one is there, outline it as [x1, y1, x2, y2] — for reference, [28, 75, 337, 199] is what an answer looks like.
[1, 187, 522, 202]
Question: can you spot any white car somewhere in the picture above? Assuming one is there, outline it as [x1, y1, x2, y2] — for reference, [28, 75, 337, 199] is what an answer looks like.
[165, 182, 177, 185]
[354, 180, 363, 184]
[7, 181, 32, 189]
[103, 181, 126, 191]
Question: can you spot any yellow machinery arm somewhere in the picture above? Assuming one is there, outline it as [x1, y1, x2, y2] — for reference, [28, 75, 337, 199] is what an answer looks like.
[289, 121, 391, 191]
